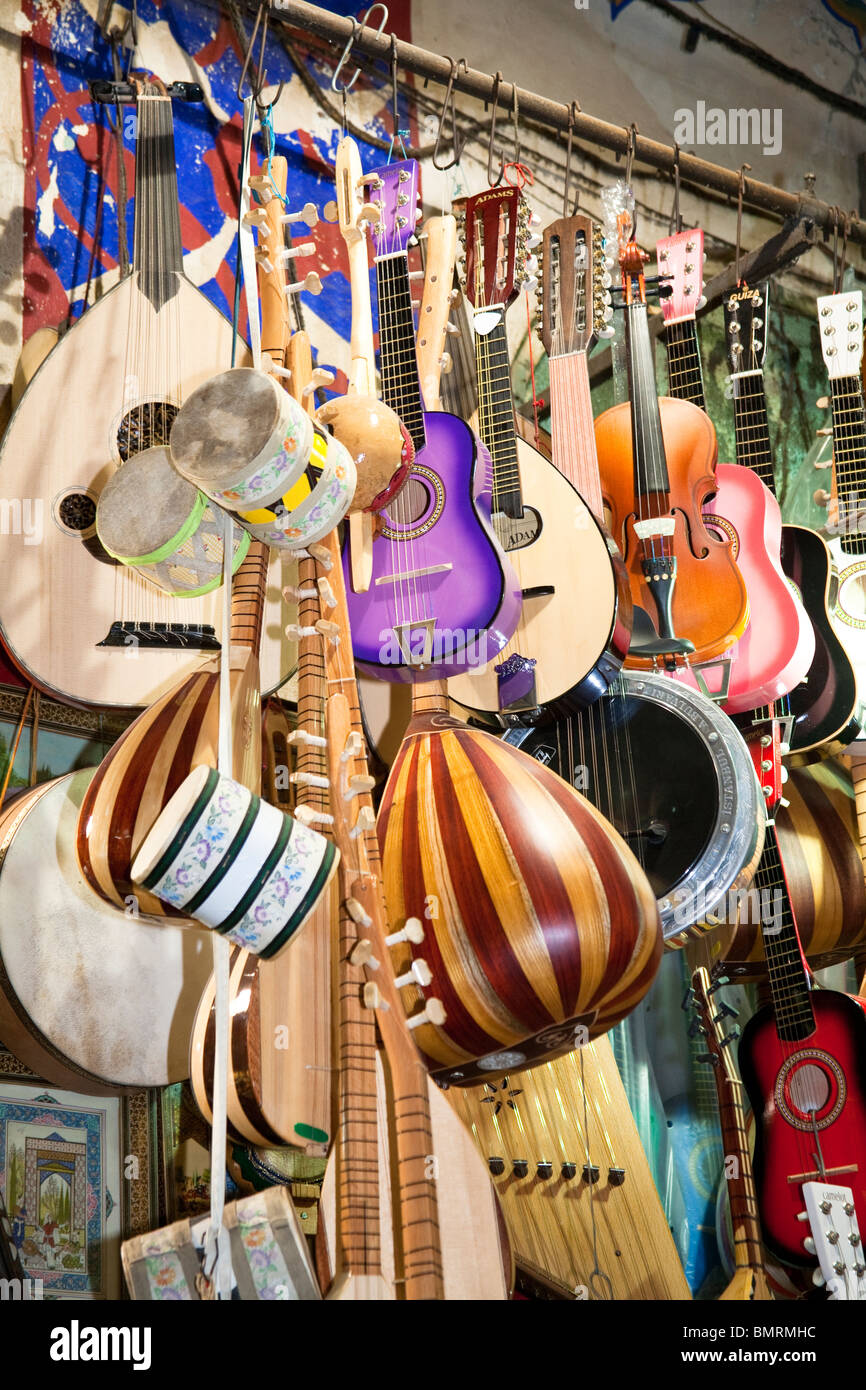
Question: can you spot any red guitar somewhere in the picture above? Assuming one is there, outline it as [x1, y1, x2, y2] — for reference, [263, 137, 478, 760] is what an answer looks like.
[738, 722, 866, 1266]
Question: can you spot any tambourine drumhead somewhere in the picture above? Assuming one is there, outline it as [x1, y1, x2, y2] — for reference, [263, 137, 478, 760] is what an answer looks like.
[505, 672, 764, 944]
[170, 368, 283, 487]
[0, 770, 212, 1092]
[96, 445, 199, 558]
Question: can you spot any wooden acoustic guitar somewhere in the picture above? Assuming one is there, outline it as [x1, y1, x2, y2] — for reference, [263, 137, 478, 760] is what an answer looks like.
[0, 79, 295, 711]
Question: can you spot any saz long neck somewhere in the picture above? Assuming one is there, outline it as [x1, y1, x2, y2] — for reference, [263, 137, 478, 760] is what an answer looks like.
[709, 1046, 765, 1274]
[475, 310, 522, 519]
[625, 300, 671, 496]
[376, 252, 426, 454]
[134, 96, 184, 308]
[830, 374, 866, 558]
[549, 351, 603, 522]
[757, 822, 815, 1041]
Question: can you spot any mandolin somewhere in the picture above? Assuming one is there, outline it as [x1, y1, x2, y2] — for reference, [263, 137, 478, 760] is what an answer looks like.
[446, 187, 629, 725]
[688, 966, 773, 1300]
[0, 79, 295, 711]
[595, 216, 750, 669]
[656, 234, 814, 712]
[341, 158, 521, 683]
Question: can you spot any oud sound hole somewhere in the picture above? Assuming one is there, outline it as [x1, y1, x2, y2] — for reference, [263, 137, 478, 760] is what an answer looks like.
[117, 401, 179, 461]
[58, 493, 96, 532]
[788, 1063, 831, 1115]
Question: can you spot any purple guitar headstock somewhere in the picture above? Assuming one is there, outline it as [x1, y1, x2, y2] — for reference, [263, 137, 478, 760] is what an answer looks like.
[367, 159, 422, 258]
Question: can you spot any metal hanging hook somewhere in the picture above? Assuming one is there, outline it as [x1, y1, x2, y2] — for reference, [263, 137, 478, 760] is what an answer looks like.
[668, 141, 682, 235]
[735, 162, 751, 286]
[330, 5, 389, 94]
[486, 71, 505, 187]
[563, 100, 581, 217]
[432, 57, 466, 171]
[237, 1, 285, 117]
[624, 122, 638, 186]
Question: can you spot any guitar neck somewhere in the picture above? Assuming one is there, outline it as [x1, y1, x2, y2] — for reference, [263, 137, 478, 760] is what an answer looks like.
[228, 541, 269, 652]
[474, 311, 523, 518]
[732, 369, 777, 495]
[713, 1064, 765, 1274]
[625, 301, 671, 495]
[664, 318, 706, 412]
[549, 352, 604, 522]
[831, 375, 866, 557]
[376, 252, 427, 454]
[757, 823, 815, 1041]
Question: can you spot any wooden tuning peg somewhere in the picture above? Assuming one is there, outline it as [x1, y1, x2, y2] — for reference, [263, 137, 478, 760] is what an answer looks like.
[363, 982, 390, 1011]
[322, 200, 339, 223]
[341, 731, 363, 762]
[285, 271, 323, 297]
[394, 959, 433, 989]
[302, 368, 336, 396]
[386, 918, 425, 947]
[345, 897, 373, 928]
[360, 202, 382, 226]
[281, 200, 319, 227]
[349, 805, 376, 839]
[317, 576, 337, 609]
[344, 774, 376, 799]
[248, 174, 275, 202]
[407, 998, 446, 1030]
[350, 939, 380, 969]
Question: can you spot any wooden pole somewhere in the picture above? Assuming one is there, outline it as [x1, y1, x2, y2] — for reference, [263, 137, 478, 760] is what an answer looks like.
[0, 686, 34, 812]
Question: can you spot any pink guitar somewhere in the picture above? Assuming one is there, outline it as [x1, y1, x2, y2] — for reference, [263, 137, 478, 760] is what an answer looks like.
[656, 229, 814, 712]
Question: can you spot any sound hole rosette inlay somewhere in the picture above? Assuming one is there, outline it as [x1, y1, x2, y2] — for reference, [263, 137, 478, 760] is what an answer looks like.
[378, 464, 446, 542]
[774, 1049, 846, 1131]
[505, 671, 764, 944]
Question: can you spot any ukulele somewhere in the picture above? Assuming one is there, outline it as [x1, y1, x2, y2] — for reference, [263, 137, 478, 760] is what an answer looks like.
[656, 234, 814, 711]
[0, 79, 295, 710]
[595, 215, 750, 669]
[446, 187, 629, 725]
[341, 158, 521, 683]
[716, 280, 860, 757]
[689, 966, 773, 1300]
[737, 720, 866, 1265]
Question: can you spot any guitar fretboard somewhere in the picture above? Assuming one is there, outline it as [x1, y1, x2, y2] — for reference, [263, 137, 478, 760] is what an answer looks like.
[626, 301, 671, 496]
[474, 312, 522, 520]
[830, 375, 866, 558]
[664, 319, 706, 411]
[732, 372, 776, 495]
[376, 253, 426, 454]
[755, 823, 815, 1042]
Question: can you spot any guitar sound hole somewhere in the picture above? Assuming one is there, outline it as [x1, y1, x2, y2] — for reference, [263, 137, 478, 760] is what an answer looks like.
[396, 477, 432, 524]
[58, 493, 96, 532]
[117, 401, 179, 461]
[788, 1063, 831, 1115]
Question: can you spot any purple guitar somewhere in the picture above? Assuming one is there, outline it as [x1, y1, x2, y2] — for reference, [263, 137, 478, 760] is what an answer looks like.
[341, 159, 521, 682]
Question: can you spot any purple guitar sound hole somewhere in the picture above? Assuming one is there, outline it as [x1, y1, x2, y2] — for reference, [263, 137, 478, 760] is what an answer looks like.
[379, 465, 445, 541]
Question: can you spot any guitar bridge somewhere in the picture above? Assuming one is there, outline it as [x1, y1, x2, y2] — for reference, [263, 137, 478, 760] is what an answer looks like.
[97, 621, 221, 650]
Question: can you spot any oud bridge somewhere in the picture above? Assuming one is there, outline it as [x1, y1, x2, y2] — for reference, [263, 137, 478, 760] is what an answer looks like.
[98, 621, 220, 651]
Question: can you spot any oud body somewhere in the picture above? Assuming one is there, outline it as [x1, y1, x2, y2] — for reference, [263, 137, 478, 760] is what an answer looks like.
[596, 396, 750, 668]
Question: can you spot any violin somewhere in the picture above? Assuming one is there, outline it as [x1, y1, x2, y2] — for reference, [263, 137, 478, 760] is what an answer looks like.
[594, 214, 749, 669]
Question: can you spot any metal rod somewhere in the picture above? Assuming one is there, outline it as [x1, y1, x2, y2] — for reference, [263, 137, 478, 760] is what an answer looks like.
[265, 0, 866, 245]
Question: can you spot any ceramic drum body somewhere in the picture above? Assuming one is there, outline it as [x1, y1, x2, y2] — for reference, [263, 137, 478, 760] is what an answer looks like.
[169, 367, 315, 511]
[235, 426, 357, 550]
[96, 445, 250, 596]
[131, 765, 338, 959]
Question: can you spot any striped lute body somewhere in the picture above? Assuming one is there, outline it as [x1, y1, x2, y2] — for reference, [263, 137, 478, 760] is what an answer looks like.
[377, 684, 662, 1086]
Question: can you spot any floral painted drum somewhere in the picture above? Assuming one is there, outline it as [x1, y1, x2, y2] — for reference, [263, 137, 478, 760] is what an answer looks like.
[169, 367, 315, 511]
[235, 425, 357, 549]
[96, 445, 250, 597]
[131, 765, 339, 959]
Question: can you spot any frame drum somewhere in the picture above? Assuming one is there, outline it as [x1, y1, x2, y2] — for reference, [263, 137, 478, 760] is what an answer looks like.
[0, 770, 213, 1095]
[96, 445, 250, 597]
[236, 425, 356, 550]
[505, 672, 765, 946]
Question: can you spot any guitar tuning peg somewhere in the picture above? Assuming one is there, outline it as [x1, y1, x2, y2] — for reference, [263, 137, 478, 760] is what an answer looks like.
[242, 206, 269, 230]
[363, 982, 390, 1012]
[706, 975, 730, 994]
[444, 321, 461, 336]
[317, 576, 337, 609]
[525, 255, 539, 277]
[597, 325, 616, 339]
[280, 241, 317, 261]
[360, 202, 382, 225]
[345, 897, 373, 928]
[296, 542, 331, 569]
[349, 804, 376, 839]
[350, 939, 380, 970]
[315, 618, 340, 642]
[695, 295, 708, 311]
[813, 488, 832, 506]
[287, 728, 327, 748]
[811, 1266, 826, 1288]
[280, 200, 319, 228]
[526, 233, 542, 250]
[341, 731, 363, 762]
[344, 774, 376, 800]
[681, 987, 696, 1011]
[522, 276, 538, 294]
[254, 250, 275, 274]
[803, 1236, 816, 1255]
[294, 804, 334, 828]
[719, 1027, 741, 1048]
[248, 174, 274, 203]
[262, 353, 292, 380]
[303, 368, 336, 395]
[407, 998, 446, 1029]
[285, 271, 323, 297]
[393, 959, 434, 989]
[528, 212, 542, 228]
[322, 200, 339, 223]
[438, 353, 453, 374]
[386, 917, 425, 947]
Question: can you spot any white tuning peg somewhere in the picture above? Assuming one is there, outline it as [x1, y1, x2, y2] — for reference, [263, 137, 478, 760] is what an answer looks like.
[780, 766, 789, 783]
[394, 959, 434, 989]
[359, 172, 383, 188]
[598, 325, 616, 339]
[282, 584, 317, 602]
[803, 1236, 816, 1255]
[315, 619, 340, 643]
[524, 255, 539, 277]
[350, 939, 380, 970]
[439, 352, 453, 374]
[280, 241, 317, 261]
[248, 174, 275, 203]
[287, 728, 327, 748]
[261, 352, 292, 380]
[317, 576, 337, 609]
[293, 804, 334, 827]
[600, 304, 614, 322]
[285, 271, 323, 297]
[528, 212, 542, 228]
[812, 1267, 826, 1288]
[285, 623, 320, 642]
[281, 200, 319, 227]
[696, 295, 708, 311]
[290, 771, 329, 789]
[302, 368, 336, 395]
[341, 731, 363, 762]
[814, 488, 832, 505]
[346, 897, 373, 928]
[796, 1209, 810, 1222]
[386, 917, 425, 947]
[349, 805, 376, 839]
[242, 207, 269, 230]
[344, 774, 376, 800]
[522, 276, 538, 294]
[526, 232, 542, 249]
[254, 250, 275, 275]
[359, 202, 382, 226]
[408, 268, 426, 281]
[600, 272, 612, 290]
[363, 982, 390, 1011]
[407, 999, 446, 1029]
[306, 542, 332, 568]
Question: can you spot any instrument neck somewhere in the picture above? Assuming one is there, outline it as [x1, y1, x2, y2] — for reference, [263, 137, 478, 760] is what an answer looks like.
[731, 368, 776, 495]
[229, 540, 269, 653]
[474, 310, 523, 519]
[549, 352, 604, 522]
[134, 96, 184, 302]
[830, 375, 866, 557]
[376, 252, 427, 454]
[625, 301, 671, 496]
[716, 1071, 765, 1273]
[410, 680, 450, 717]
[758, 822, 815, 1041]
[664, 318, 706, 412]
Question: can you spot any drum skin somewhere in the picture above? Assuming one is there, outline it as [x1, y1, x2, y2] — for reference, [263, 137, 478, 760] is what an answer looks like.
[0, 770, 212, 1095]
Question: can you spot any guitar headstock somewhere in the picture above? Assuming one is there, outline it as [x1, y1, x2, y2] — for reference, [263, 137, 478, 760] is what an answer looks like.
[335, 135, 381, 250]
[656, 228, 705, 325]
[723, 283, 770, 375]
[366, 158, 422, 258]
[689, 965, 741, 1089]
[743, 717, 788, 815]
[540, 213, 613, 357]
[817, 290, 864, 380]
[460, 185, 534, 311]
[802, 1181, 866, 1300]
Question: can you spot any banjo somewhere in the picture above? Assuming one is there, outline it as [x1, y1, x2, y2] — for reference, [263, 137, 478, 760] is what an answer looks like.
[0, 79, 295, 711]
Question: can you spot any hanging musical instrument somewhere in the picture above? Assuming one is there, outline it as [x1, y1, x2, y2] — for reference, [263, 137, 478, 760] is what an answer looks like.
[0, 79, 295, 710]
[688, 966, 773, 1300]
[802, 1180, 866, 1298]
[0, 769, 213, 1095]
[448, 1041, 691, 1299]
[445, 188, 629, 724]
[595, 216, 750, 668]
[341, 158, 522, 682]
[736, 723, 866, 1266]
[504, 212, 763, 946]
[656, 236, 814, 711]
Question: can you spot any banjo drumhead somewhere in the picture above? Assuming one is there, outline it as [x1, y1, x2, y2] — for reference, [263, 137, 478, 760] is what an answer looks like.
[97, 445, 200, 558]
[170, 368, 281, 487]
[506, 672, 764, 943]
[0, 769, 212, 1091]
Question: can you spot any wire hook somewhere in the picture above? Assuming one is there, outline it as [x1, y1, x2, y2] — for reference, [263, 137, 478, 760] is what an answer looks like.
[668, 141, 682, 235]
[432, 57, 466, 171]
[487, 71, 505, 187]
[563, 100, 581, 217]
[735, 162, 751, 287]
[623, 122, 639, 186]
[236, 1, 285, 117]
[330, 5, 389, 94]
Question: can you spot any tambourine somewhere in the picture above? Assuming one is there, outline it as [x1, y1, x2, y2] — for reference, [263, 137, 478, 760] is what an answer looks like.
[234, 425, 356, 549]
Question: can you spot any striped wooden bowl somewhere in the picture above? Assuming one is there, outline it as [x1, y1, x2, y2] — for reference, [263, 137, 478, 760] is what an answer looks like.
[378, 709, 662, 1086]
